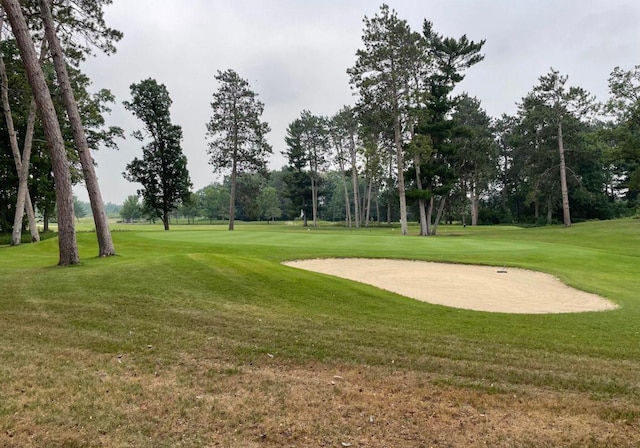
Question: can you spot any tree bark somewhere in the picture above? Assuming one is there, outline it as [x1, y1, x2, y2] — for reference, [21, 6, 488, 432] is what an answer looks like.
[349, 132, 360, 227]
[557, 119, 571, 227]
[0, 17, 39, 245]
[2, 0, 78, 265]
[40, 0, 115, 256]
[413, 155, 428, 236]
[341, 172, 351, 227]
[393, 111, 408, 235]
[470, 181, 479, 226]
[311, 176, 318, 227]
[431, 196, 447, 236]
[228, 157, 236, 231]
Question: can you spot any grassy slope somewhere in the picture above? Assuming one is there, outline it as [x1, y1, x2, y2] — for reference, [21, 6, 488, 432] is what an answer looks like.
[1, 219, 639, 446]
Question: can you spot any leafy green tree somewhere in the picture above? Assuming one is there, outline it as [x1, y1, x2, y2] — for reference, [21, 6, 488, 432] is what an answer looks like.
[283, 118, 313, 225]
[329, 106, 361, 228]
[606, 65, 640, 205]
[2, 0, 79, 265]
[284, 111, 329, 227]
[348, 4, 423, 235]
[257, 186, 282, 222]
[119, 195, 141, 223]
[123, 78, 191, 230]
[206, 69, 271, 230]
[178, 192, 199, 224]
[40, 0, 116, 255]
[529, 68, 596, 227]
[413, 21, 485, 235]
[450, 94, 497, 225]
[73, 196, 87, 220]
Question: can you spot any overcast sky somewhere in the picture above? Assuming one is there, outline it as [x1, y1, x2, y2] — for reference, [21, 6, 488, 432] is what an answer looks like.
[75, 0, 640, 204]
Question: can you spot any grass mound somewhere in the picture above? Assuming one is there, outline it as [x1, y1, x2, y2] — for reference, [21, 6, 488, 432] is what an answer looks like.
[1, 220, 639, 446]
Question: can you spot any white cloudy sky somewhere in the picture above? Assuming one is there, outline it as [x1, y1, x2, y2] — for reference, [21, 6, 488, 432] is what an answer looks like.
[75, 0, 640, 204]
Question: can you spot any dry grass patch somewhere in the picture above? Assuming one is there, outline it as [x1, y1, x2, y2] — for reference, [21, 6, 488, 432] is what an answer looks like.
[2, 356, 639, 447]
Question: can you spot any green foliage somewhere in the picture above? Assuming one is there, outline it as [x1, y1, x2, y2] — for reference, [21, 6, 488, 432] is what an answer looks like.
[119, 195, 142, 223]
[123, 78, 192, 230]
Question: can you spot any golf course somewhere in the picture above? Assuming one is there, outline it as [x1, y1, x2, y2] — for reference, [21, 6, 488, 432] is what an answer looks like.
[1, 219, 639, 446]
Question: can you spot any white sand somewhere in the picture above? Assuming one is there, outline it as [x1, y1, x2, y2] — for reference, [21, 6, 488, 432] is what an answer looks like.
[284, 258, 618, 314]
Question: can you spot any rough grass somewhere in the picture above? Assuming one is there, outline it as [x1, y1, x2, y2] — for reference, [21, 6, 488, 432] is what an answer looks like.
[1, 219, 639, 446]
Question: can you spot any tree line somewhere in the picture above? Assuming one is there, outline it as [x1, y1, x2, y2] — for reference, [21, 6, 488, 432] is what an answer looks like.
[191, 4, 638, 232]
[2, 3, 639, 266]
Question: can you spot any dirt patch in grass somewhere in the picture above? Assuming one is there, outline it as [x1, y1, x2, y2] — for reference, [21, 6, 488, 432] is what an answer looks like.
[284, 258, 618, 314]
[2, 357, 638, 447]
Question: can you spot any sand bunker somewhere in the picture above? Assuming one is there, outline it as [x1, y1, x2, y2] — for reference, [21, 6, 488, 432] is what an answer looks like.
[284, 258, 618, 314]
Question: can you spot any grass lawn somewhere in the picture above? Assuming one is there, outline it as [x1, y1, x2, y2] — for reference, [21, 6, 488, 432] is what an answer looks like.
[1, 219, 639, 447]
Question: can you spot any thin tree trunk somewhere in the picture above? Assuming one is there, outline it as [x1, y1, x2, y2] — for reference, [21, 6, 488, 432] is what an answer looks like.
[365, 179, 373, 227]
[311, 176, 318, 227]
[431, 196, 447, 235]
[342, 174, 351, 227]
[426, 196, 434, 235]
[375, 185, 380, 225]
[546, 196, 553, 224]
[40, 0, 115, 256]
[0, 17, 39, 244]
[557, 120, 571, 227]
[413, 155, 428, 236]
[394, 113, 408, 235]
[2, 0, 78, 265]
[337, 154, 351, 227]
[470, 180, 479, 226]
[349, 133, 360, 228]
[387, 152, 393, 225]
[229, 159, 236, 231]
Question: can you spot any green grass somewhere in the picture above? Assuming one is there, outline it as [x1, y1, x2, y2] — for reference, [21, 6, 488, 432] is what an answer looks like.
[1, 219, 639, 446]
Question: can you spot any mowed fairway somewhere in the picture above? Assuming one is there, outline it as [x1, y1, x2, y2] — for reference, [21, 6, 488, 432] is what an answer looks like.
[1, 220, 639, 446]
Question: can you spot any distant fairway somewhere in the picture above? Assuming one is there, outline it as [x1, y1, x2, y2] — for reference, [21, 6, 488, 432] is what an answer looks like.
[1, 220, 639, 446]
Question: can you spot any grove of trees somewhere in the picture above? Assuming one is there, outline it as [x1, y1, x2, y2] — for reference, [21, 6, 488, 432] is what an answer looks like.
[2, 2, 639, 262]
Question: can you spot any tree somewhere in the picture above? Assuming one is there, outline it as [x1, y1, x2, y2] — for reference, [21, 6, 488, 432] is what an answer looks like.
[1, 0, 79, 265]
[257, 186, 281, 222]
[606, 65, 640, 205]
[529, 68, 596, 227]
[206, 69, 271, 231]
[73, 196, 87, 220]
[123, 78, 191, 230]
[450, 94, 497, 225]
[348, 4, 423, 235]
[329, 106, 361, 228]
[119, 194, 141, 223]
[413, 21, 485, 234]
[39, 0, 115, 256]
[0, 17, 41, 245]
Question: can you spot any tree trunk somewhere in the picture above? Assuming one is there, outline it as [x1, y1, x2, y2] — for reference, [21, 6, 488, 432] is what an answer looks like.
[2, 0, 78, 265]
[413, 155, 428, 236]
[0, 17, 39, 245]
[426, 196, 434, 235]
[40, 0, 115, 256]
[229, 159, 236, 231]
[311, 176, 318, 227]
[393, 113, 408, 235]
[43, 209, 49, 232]
[470, 181, 479, 226]
[546, 196, 553, 224]
[365, 179, 373, 227]
[349, 133, 360, 228]
[375, 186, 380, 225]
[557, 120, 571, 227]
[337, 156, 351, 227]
[431, 196, 447, 235]
[162, 210, 170, 230]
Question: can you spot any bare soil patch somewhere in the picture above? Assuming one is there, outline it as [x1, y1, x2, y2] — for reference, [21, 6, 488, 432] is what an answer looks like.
[284, 258, 618, 314]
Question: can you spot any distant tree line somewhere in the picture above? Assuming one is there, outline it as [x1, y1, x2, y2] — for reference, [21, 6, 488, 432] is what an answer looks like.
[3, 2, 640, 262]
